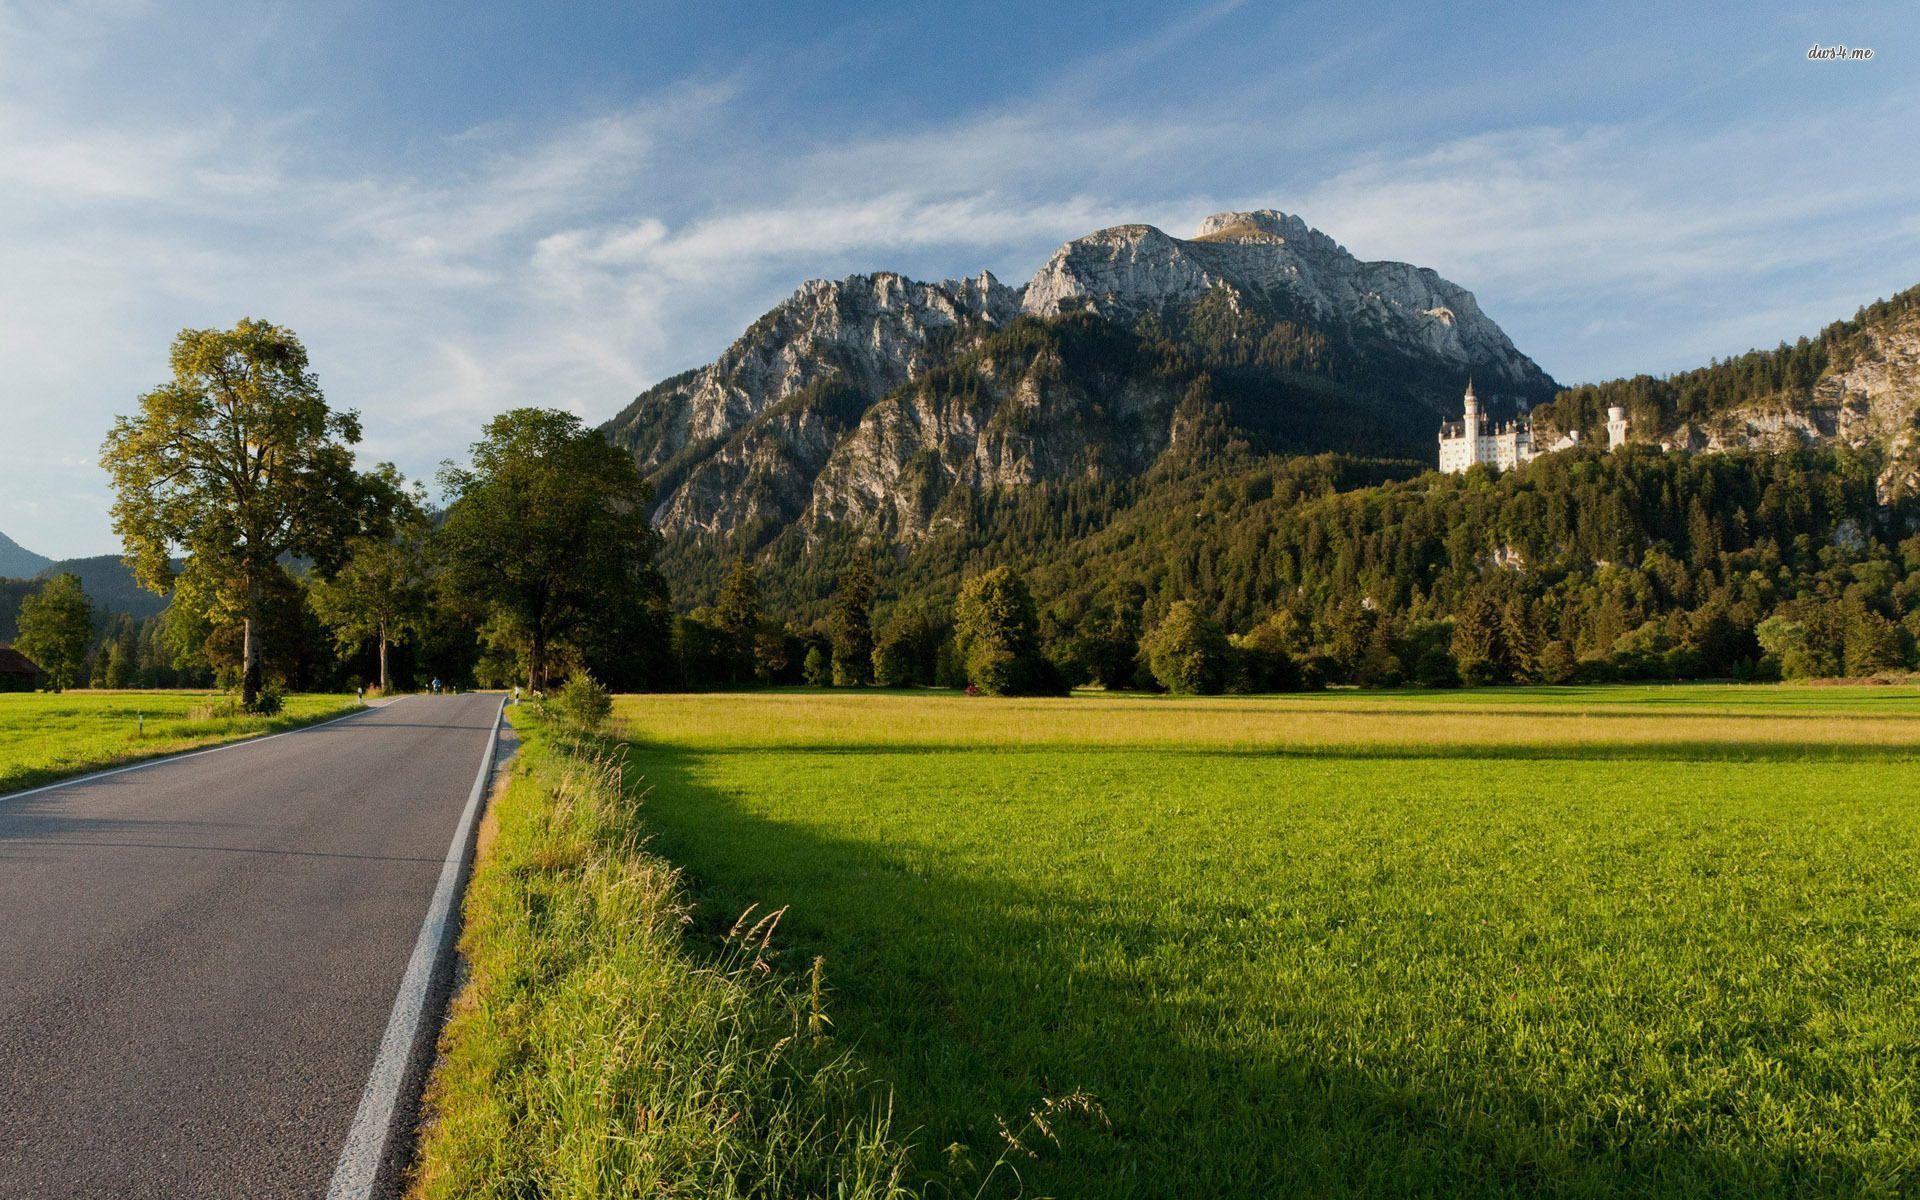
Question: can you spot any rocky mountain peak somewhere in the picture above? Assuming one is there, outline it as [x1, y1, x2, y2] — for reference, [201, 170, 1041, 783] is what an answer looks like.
[1016, 209, 1546, 400]
[1193, 209, 1318, 246]
[605, 206, 1562, 551]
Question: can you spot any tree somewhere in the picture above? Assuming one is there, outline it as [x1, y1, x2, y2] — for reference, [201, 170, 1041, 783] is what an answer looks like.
[438, 409, 663, 692]
[1234, 615, 1301, 692]
[1756, 613, 1822, 679]
[803, 644, 831, 686]
[309, 500, 431, 693]
[1451, 590, 1509, 686]
[15, 573, 93, 691]
[672, 613, 732, 688]
[872, 603, 949, 688]
[828, 560, 875, 687]
[1842, 602, 1908, 677]
[100, 319, 396, 709]
[104, 617, 139, 689]
[1073, 603, 1145, 690]
[714, 559, 763, 684]
[954, 567, 1061, 696]
[1142, 600, 1232, 694]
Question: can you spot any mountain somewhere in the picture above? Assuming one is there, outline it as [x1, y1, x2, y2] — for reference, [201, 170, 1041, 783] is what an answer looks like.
[606, 210, 1558, 606]
[0, 531, 52, 580]
[1532, 284, 1920, 499]
[0, 553, 166, 644]
[38, 555, 167, 620]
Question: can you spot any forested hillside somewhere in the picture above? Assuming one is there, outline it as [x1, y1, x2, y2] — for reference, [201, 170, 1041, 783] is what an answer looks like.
[1534, 284, 1920, 497]
[661, 441, 1920, 692]
[616, 258, 1920, 693]
[0, 555, 164, 643]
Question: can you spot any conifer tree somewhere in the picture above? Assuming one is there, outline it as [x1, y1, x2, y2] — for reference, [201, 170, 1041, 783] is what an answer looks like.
[714, 559, 763, 684]
[828, 561, 875, 687]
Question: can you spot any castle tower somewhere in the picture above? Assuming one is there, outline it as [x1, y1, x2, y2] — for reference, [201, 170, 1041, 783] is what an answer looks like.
[1461, 379, 1481, 446]
[1606, 405, 1628, 450]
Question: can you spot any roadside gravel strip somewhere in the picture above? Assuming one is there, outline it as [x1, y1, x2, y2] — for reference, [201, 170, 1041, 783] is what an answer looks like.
[0, 692, 504, 1199]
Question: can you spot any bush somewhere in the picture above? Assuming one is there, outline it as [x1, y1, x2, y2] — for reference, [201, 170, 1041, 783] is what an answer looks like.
[1413, 646, 1462, 688]
[1531, 641, 1577, 685]
[196, 682, 285, 719]
[1142, 601, 1232, 694]
[547, 673, 612, 735]
[1232, 620, 1300, 692]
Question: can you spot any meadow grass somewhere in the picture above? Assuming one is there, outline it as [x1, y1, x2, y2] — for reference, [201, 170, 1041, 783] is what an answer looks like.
[0, 689, 362, 796]
[604, 684, 1920, 1198]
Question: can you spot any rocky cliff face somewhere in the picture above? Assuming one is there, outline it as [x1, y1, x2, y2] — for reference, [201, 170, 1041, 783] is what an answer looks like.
[1671, 306, 1920, 499]
[801, 318, 1204, 542]
[606, 271, 1020, 541]
[604, 210, 1558, 552]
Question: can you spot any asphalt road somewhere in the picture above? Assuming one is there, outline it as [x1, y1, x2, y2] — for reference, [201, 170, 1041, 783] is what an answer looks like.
[0, 692, 502, 1199]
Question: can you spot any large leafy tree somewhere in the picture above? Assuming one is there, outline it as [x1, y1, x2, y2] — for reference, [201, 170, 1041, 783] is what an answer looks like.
[438, 408, 663, 692]
[309, 488, 430, 693]
[1141, 599, 1232, 695]
[101, 319, 397, 708]
[15, 573, 93, 691]
[954, 566, 1062, 696]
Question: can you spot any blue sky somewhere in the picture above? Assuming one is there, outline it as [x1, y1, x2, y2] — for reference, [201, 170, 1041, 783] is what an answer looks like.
[2, 0, 1916, 557]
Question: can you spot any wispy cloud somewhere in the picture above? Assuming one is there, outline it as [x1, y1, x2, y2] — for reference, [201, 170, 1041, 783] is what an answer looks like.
[2, 2, 1917, 557]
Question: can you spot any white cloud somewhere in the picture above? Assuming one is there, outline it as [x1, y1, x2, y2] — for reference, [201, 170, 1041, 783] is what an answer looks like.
[2, 5, 1918, 557]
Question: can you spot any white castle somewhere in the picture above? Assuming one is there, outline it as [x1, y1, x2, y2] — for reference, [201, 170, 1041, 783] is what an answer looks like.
[1437, 381, 1626, 474]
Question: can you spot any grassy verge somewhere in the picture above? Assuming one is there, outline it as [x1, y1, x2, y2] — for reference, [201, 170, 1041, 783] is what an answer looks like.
[0, 690, 365, 796]
[407, 713, 913, 1199]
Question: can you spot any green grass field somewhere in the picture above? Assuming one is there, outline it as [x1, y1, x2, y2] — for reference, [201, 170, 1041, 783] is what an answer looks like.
[0, 690, 363, 795]
[608, 685, 1920, 1197]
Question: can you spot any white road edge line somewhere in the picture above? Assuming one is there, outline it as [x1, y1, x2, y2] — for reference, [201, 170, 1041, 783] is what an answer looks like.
[0, 696, 403, 805]
[326, 695, 506, 1200]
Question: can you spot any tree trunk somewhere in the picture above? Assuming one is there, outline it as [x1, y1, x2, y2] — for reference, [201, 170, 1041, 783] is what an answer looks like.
[378, 621, 390, 694]
[241, 614, 261, 710]
[528, 628, 545, 694]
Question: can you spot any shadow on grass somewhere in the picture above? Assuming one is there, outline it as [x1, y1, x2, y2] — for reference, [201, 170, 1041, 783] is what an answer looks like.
[617, 739, 1889, 1200]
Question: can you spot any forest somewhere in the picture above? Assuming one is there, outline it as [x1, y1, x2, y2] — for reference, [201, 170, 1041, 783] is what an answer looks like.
[11, 438, 1916, 699]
